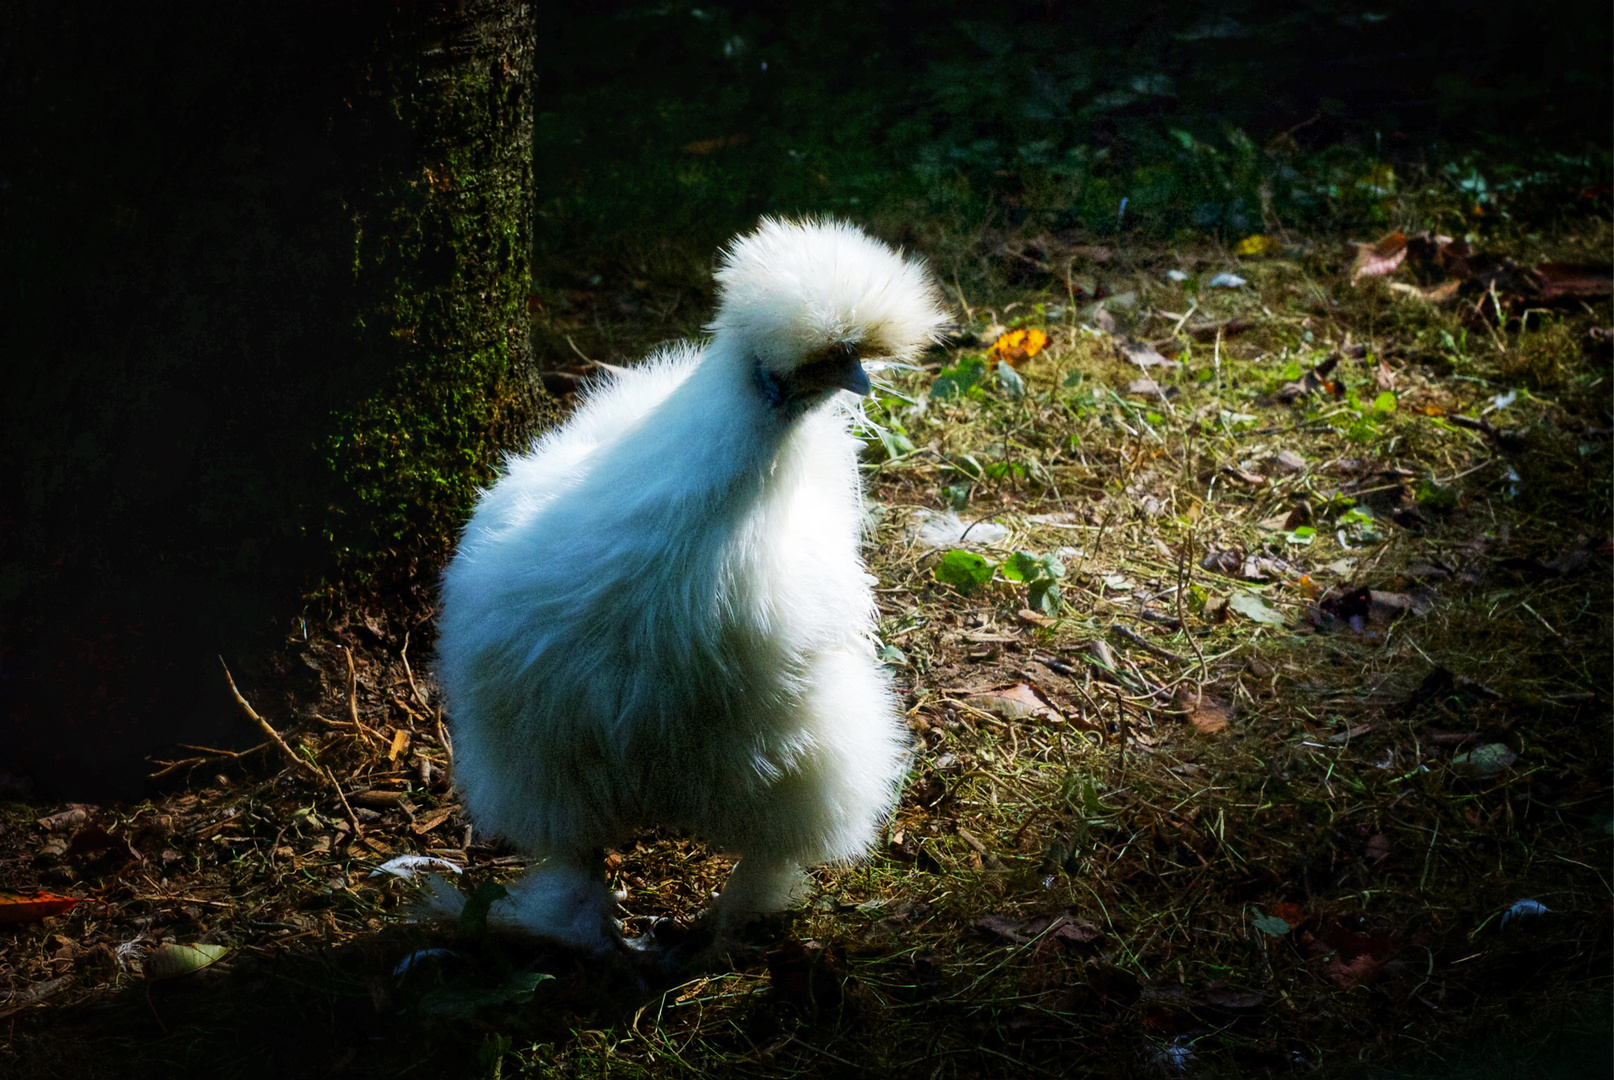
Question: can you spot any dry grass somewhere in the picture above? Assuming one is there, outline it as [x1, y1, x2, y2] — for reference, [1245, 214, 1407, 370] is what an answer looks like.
[2, 217, 1610, 1079]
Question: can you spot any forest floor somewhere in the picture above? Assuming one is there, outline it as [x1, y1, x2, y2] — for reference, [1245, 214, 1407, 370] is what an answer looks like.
[3, 203, 1611, 1078]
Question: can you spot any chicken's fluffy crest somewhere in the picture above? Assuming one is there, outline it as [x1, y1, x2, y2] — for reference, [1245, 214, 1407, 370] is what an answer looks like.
[709, 216, 948, 375]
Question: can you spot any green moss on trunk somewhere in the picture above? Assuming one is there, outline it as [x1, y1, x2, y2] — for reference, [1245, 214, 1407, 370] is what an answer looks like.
[324, 0, 555, 576]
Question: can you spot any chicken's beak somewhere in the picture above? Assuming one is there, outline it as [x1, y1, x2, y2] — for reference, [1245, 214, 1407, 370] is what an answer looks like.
[828, 340, 871, 396]
[836, 358, 872, 396]
[796, 341, 872, 397]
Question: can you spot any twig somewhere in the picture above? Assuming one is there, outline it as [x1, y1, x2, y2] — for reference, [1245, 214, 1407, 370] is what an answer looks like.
[148, 741, 270, 781]
[344, 648, 381, 746]
[400, 630, 430, 709]
[1111, 624, 1186, 664]
[951, 270, 975, 324]
[326, 766, 364, 838]
[220, 658, 325, 784]
[220, 659, 358, 833]
[1113, 687, 1128, 779]
[1175, 539, 1209, 683]
[436, 708, 453, 765]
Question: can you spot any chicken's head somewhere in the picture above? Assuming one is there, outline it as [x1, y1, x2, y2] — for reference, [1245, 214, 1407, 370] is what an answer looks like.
[709, 218, 949, 411]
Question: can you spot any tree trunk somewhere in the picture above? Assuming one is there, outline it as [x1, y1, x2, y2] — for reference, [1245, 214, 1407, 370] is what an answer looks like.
[0, 0, 549, 799]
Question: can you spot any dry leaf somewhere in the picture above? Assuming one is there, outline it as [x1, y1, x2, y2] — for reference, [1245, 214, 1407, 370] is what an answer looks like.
[1122, 341, 1180, 369]
[1223, 466, 1266, 487]
[964, 683, 1063, 723]
[411, 807, 455, 836]
[1349, 232, 1408, 283]
[1228, 591, 1285, 626]
[0, 891, 89, 924]
[1533, 262, 1613, 302]
[1203, 986, 1265, 1009]
[1174, 687, 1232, 735]
[1325, 952, 1385, 988]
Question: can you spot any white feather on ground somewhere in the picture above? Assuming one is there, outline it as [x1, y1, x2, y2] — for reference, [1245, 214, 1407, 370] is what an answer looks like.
[433, 218, 949, 953]
[912, 510, 1010, 549]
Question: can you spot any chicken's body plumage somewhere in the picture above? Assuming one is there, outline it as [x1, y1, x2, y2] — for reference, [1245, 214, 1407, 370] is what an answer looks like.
[435, 219, 947, 952]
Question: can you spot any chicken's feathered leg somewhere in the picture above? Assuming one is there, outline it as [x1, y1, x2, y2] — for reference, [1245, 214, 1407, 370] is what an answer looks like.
[709, 857, 807, 931]
[422, 854, 622, 954]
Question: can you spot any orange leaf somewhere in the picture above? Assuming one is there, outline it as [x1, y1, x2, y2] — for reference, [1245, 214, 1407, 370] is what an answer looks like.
[0, 890, 87, 924]
[991, 328, 1047, 364]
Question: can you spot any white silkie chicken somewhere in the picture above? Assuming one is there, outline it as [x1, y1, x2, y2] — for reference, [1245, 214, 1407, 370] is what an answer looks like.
[433, 218, 948, 955]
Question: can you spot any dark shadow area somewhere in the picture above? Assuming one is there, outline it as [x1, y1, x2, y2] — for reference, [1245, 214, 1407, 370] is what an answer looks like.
[0, 922, 764, 1080]
[1, 1, 535, 800]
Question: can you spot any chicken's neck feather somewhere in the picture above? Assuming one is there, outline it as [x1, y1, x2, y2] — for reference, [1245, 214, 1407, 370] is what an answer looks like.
[589, 340, 831, 551]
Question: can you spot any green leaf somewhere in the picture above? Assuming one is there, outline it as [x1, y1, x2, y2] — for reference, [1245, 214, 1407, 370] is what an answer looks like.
[1001, 551, 1038, 583]
[1285, 525, 1316, 545]
[419, 971, 554, 1019]
[931, 356, 988, 399]
[459, 879, 509, 936]
[1080, 778, 1105, 817]
[1372, 391, 1397, 413]
[934, 550, 995, 592]
[1228, 591, 1285, 626]
[145, 942, 230, 981]
[1028, 578, 1062, 615]
[1251, 911, 1292, 937]
[1416, 479, 1458, 510]
[996, 360, 1026, 399]
[876, 644, 908, 668]
[983, 460, 1028, 481]
[872, 425, 915, 461]
[1452, 742, 1517, 776]
[1003, 550, 1065, 583]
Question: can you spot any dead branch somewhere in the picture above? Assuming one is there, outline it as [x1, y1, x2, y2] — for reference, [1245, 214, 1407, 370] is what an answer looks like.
[220, 658, 326, 785]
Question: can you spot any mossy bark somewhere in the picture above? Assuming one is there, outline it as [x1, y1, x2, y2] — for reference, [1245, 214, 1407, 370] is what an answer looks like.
[0, 1, 548, 798]
[325, 0, 554, 574]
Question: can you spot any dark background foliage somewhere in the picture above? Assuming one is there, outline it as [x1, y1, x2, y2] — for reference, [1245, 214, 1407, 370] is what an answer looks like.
[526, 0, 1610, 261]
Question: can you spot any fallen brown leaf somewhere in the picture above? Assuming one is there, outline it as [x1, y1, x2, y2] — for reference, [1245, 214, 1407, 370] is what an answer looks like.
[964, 683, 1063, 723]
[1174, 686, 1233, 735]
[1350, 232, 1408, 283]
[1326, 952, 1385, 988]
[1533, 262, 1613, 302]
